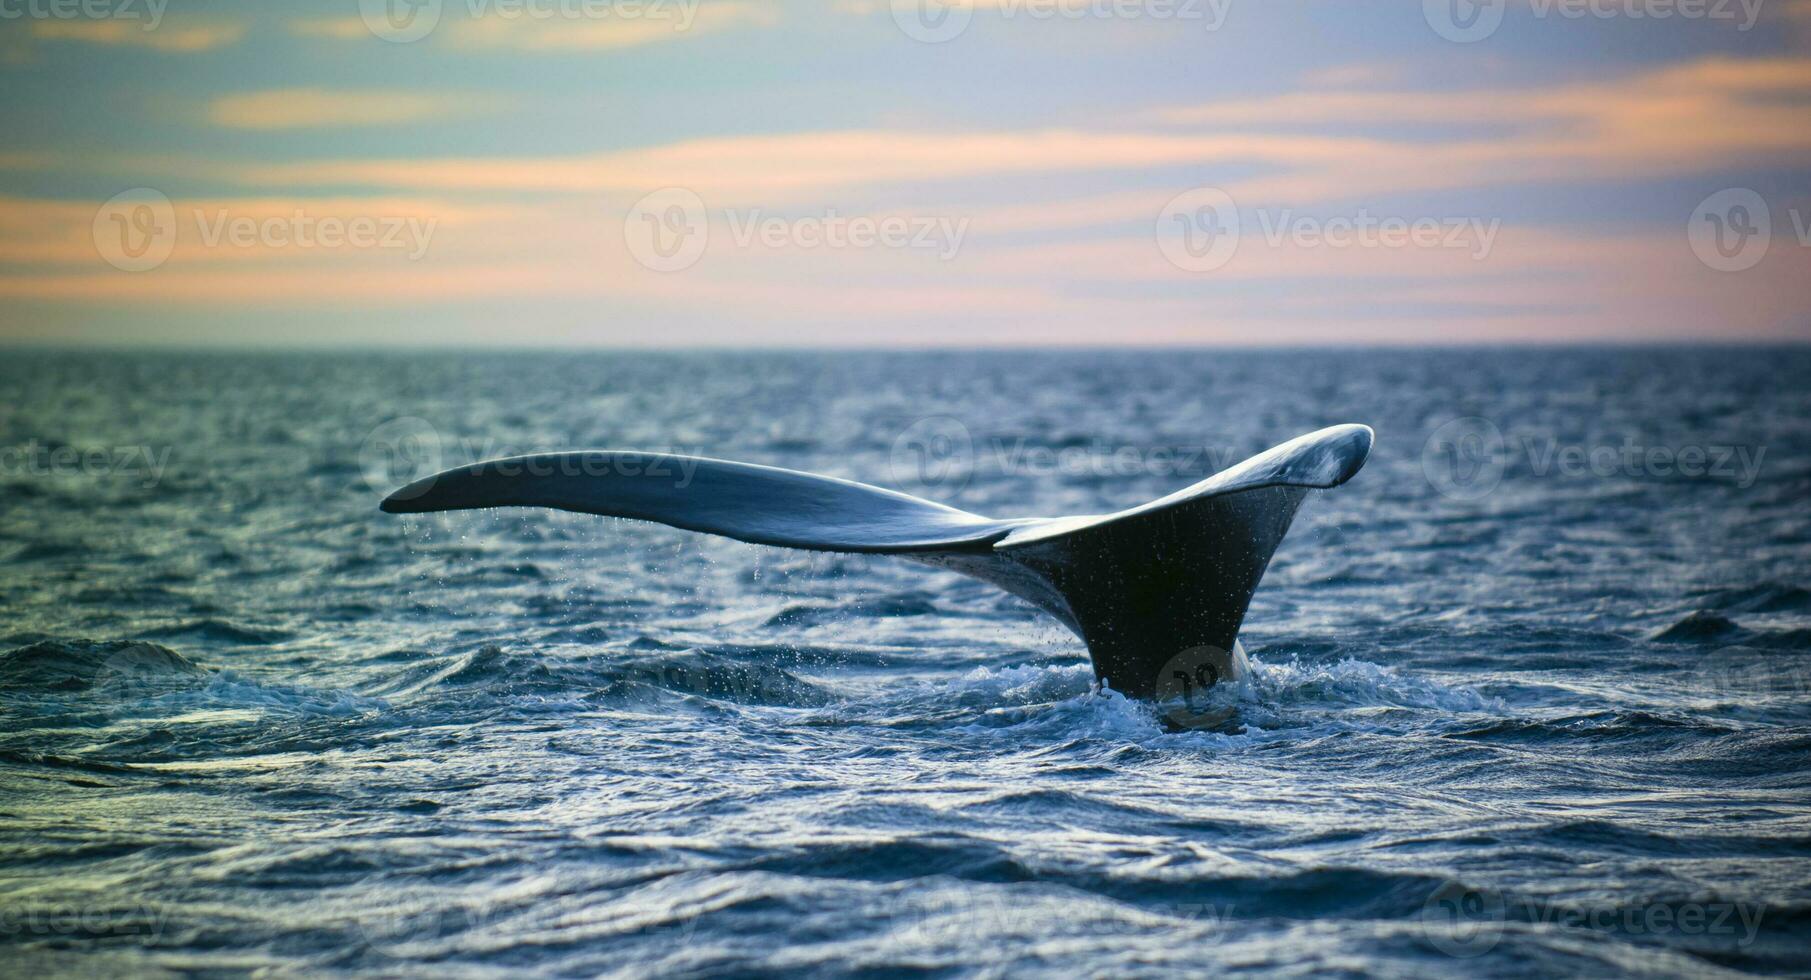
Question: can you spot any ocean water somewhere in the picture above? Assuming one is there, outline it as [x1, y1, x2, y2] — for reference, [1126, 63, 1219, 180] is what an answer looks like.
[1, 348, 1808, 978]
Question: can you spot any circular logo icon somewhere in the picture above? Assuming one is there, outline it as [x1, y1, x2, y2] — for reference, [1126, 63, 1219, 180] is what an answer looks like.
[1310, 520, 1350, 550]
[355, 883, 487, 956]
[360, 0, 443, 43]
[1422, 417, 1505, 501]
[1153, 644, 1237, 729]
[93, 643, 195, 720]
[1688, 188, 1771, 273]
[624, 187, 709, 273]
[889, 415, 973, 499]
[1156, 187, 1240, 273]
[891, 0, 973, 42]
[360, 417, 443, 498]
[93, 188, 177, 273]
[1419, 880, 1505, 958]
[1693, 659, 1742, 699]
[1423, 0, 1506, 42]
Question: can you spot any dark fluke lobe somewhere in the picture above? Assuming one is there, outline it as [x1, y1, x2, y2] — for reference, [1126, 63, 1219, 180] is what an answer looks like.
[381, 425, 1373, 699]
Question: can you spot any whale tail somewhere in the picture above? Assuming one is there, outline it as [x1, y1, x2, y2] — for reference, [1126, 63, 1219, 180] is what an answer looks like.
[382, 424, 1373, 698]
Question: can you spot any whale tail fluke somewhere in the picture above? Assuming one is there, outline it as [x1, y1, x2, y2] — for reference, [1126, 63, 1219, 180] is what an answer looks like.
[382, 424, 1372, 698]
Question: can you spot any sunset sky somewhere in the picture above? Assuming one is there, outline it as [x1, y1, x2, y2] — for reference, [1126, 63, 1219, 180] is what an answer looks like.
[2, 0, 1808, 346]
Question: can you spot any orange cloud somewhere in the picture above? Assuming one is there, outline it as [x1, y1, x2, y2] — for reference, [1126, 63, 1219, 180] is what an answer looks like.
[208, 89, 488, 130]
[230, 131, 1355, 202]
[285, 17, 375, 41]
[447, 0, 778, 48]
[196, 56, 1811, 215]
[6, 55, 1807, 345]
[287, 1, 778, 50]
[30, 19, 245, 52]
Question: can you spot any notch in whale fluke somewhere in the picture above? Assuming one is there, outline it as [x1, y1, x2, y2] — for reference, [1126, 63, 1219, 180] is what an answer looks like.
[380, 424, 1372, 699]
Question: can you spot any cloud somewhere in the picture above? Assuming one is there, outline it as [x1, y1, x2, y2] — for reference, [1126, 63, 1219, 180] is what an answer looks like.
[29, 19, 245, 53]
[288, 1, 778, 50]
[7, 54, 1808, 345]
[228, 130, 1354, 201]
[209, 56, 1811, 210]
[5, 178, 1802, 346]
[1127, 56, 1811, 206]
[0, 193, 507, 266]
[1151, 57, 1811, 128]
[446, 0, 778, 48]
[207, 89, 488, 130]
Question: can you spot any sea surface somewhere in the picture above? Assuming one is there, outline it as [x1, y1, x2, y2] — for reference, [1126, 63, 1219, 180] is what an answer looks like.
[1, 348, 1808, 978]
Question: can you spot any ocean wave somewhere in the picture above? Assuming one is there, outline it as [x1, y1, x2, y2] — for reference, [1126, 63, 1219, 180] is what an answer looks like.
[916, 654, 1503, 745]
[1652, 611, 1746, 644]
[0, 639, 206, 691]
[762, 594, 942, 628]
[139, 619, 292, 646]
[362, 643, 833, 709]
[0, 638, 386, 726]
[1694, 582, 1811, 615]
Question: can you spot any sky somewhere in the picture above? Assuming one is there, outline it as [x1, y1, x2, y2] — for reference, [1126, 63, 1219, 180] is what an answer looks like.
[0, 0, 1808, 346]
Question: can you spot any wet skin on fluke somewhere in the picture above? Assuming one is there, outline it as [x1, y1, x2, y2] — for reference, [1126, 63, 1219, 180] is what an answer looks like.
[382, 424, 1373, 699]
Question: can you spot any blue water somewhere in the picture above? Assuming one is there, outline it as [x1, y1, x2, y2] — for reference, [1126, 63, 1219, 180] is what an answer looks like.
[1, 348, 1808, 977]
